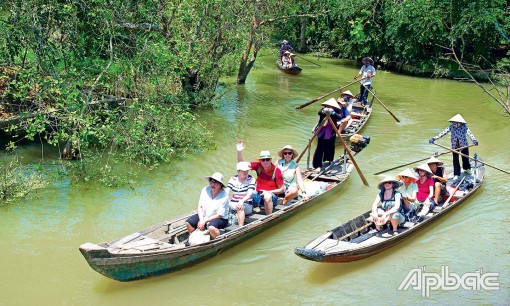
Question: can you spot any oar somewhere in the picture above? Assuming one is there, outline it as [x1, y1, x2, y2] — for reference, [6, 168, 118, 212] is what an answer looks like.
[373, 144, 477, 175]
[433, 143, 510, 175]
[295, 54, 321, 67]
[327, 114, 369, 186]
[295, 78, 367, 110]
[441, 176, 466, 210]
[360, 83, 400, 123]
[296, 117, 327, 163]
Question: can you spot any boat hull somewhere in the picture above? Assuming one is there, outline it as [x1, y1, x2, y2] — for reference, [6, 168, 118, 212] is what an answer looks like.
[79, 148, 368, 281]
[295, 157, 485, 263]
[276, 60, 302, 75]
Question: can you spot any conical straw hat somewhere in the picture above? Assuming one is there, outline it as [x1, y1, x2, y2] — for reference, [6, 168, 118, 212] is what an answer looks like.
[413, 163, 433, 174]
[321, 98, 341, 109]
[426, 156, 444, 165]
[448, 114, 466, 123]
[341, 90, 354, 97]
[377, 176, 401, 188]
[397, 168, 418, 182]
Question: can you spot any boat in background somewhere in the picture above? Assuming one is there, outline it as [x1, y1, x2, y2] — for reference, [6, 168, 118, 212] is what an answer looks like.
[276, 59, 302, 75]
[295, 155, 485, 263]
[80, 139, 370, 281]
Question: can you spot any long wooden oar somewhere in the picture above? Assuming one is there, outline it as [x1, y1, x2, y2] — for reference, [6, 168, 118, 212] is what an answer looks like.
[441, 176, 466, 210]
[296, 117, 327, 163]
[360, 83, 400, 123]
[327, 114, 369, 186]
[295, 78, 367, 110]
[373, 144, 477, 175]
[433, 143, 510, 175]
[295, 55, 321, 67]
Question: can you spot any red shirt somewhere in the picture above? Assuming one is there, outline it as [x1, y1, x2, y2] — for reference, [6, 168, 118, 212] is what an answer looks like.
[249, 161, 284, 192]
[416, 177, 434, 202]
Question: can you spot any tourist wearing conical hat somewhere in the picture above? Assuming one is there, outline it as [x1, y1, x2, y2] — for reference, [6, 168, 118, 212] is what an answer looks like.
[397, 168, 418, 220]
[427, 156, 448, 205]
[312, 98, 349, 169]
[370, 176, 405, 235]
[413, 164, 435, 217]
[354, 57, 376, 105]
[338, 90, 356, 112]
[429, 114, 478, 180]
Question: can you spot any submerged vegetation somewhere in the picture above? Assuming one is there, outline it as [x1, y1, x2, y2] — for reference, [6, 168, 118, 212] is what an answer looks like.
[0, 0, 508, 198]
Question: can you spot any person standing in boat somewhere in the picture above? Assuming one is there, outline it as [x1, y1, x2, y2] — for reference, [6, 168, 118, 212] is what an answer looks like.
[312, 98, 348, 169]
[276, 145, 307, 205]
[354, 57, 376, 105]
[226, 162, 256, 226]
[426, 156, 448, 205]
[370, 176, 405, 235]
[186, 172, 230, 239]
[429, 114, 478, 180]
[236, 140, 284, 215]
[413, 164, 435, 217]
[279, 39, 293, 56]
[397, 168, 418, 221]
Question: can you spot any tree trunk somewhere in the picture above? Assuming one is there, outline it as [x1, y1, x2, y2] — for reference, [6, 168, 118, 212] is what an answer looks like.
[298, 18, 307, 52]
[237, 17, 260, 85]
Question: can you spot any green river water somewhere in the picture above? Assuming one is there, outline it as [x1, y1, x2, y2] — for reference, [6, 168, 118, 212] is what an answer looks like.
[0, 55, 509, 305]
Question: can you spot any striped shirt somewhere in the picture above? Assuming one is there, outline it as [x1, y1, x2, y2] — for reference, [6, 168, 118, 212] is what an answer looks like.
[227, 174, 255, 203]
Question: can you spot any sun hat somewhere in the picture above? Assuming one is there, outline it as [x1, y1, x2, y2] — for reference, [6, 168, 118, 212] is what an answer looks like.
[448, 114, 467, 124]
[205, 172, 225, 187]
[413, 163, 433, 175]
[426, 156, 444, 166]
[377, 176, 401, 188]
[236, 162, 251, 171]
[277, 145, 299, 158]
[397, 168, 418, 182]
[258, 150, 272, 160]
[289, 53, 296, 57]
[321, 98, 341, 109]
[282, 40, 288, 43]
[284, 50, 291, 55]
[341, 90, 354, 97]
[363, 57, 374, 64]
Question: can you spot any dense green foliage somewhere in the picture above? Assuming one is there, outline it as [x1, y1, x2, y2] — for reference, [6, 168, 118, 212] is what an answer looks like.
[273, 0, 509, 76]
[0, 0, 507, 194]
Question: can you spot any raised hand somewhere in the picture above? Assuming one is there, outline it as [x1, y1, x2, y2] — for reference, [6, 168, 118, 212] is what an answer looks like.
[236, 139, 245, 152]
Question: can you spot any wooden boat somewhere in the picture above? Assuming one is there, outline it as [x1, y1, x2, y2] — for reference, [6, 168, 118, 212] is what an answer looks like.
[295, 155, 485, 263]
[276, 59, 302, 75]
[79, 142, 370, 281]
[340, 101, 372, 139]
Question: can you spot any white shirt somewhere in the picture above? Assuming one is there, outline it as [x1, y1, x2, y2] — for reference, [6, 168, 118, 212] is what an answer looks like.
[359, 65, 376, 86]
[199, 186, 229, 219]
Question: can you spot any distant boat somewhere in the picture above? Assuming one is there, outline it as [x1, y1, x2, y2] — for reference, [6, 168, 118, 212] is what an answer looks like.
[295, 156, 485, 263]
[276, 59, 302, 75]
[79, 142, 370, 281]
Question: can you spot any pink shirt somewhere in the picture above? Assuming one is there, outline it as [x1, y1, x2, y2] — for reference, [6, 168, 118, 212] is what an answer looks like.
[416, 177, 434, 202]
